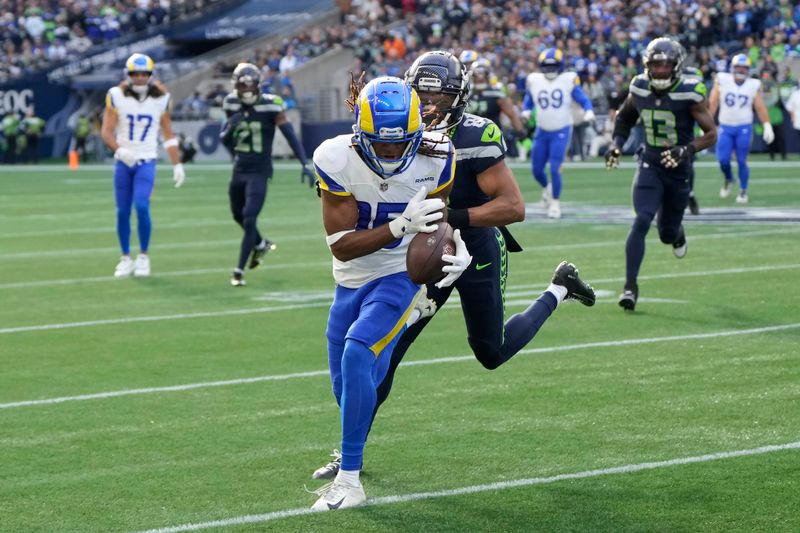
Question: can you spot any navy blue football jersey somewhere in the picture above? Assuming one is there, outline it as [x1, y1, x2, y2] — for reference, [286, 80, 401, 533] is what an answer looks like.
[466, 88, 505, 128]
[628, 74, 707, 168]
[222, 91, 286, 176]
[448, 113, 506, 211]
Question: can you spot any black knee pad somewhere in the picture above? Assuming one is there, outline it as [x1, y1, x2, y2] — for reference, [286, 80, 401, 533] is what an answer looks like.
[468, 337, 502, 371]
[632, 214, 652, 235]
[658, 226, 679, 244]
[242, 216, 258, 231]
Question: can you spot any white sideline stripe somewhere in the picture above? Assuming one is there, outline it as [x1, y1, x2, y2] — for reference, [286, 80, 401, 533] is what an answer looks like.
[0, 219, 234, 239]
[5, 160, 800, 172]
[1, 217, 797, 261]
[506, 263, 800, 292]
[2, 322, 798, 410]
[0, 301, 333, 335]
[0, 233, 325, 260]
[2, 228, 799, 290]
[0, 261, 331, 289]
[134, 440, 800, 532]
[2, 263, 800, 331]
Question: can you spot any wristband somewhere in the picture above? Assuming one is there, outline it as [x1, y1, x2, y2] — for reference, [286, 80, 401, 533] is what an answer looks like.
[163, 137, 179, 149]
[447, 208, 470, 230]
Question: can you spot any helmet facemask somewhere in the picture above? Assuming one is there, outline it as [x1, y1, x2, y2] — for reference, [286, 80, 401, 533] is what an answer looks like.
[733, 65, 750, 83]
[353, 77, 424, 177]
[646, 59, 678, 90]
[232, 64, 261, 105]
[540, 60, 561, 80]
[405, 51, 471, 132]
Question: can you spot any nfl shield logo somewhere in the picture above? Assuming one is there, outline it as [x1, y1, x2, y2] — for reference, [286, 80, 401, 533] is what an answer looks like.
[380, 182, 389, 192]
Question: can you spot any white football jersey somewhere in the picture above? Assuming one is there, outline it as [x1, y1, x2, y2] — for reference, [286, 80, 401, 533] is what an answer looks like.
[716, 73, 761, 127]
[313, 131, 455, 289]
[106, 86, 171, 159]
[525, 72, 580, 131]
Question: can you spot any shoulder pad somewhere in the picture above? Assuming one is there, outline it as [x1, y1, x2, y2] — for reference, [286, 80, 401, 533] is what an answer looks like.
[313, 135, 351, 175]
[668, 79, 706, 102]
[254, 93, 286, 112]
[223, 92, 241, 112]
[106, 87, 121, 108]
[455, 116, 505, 159]
[629, 75, 651, 96]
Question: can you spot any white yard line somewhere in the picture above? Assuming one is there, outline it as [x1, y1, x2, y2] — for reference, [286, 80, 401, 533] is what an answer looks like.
[134, 440, 800, 533]
[2, 226, 798, 288]
[1, 322, 797, 410]
[0, 301, 333, 335]
[2, 263, 799, 330]
[0, 261, 331, 289]
[0, 234, 324, 260]
[3, 160, 800, 172]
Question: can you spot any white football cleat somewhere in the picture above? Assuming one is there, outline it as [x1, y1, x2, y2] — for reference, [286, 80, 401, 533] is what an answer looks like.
[133, 254, 150, 276]
[672, 238, 688, 259]
[539, 183, 553, 208]
[311, 480, 366, 511]
[114, 256, 135, 278]
[735, 191, 749, 204]
[312, 449, 342, 480]
[547, 199, 561, 219]
[720, 180, 733, 198]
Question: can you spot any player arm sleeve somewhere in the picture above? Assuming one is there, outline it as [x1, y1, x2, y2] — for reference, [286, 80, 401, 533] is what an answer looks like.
[571, 84, 593, 110]
[278, 121, 309, 164]
[522, 91, 534, 112]
[611, 96, 640, 147]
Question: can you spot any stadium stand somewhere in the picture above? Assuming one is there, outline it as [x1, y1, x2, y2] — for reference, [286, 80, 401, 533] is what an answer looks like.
[0, 0, 229, 83]
[2, 0, 800, 161]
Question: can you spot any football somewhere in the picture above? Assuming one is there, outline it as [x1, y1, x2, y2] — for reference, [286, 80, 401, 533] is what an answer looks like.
[406, 223, 455, 285]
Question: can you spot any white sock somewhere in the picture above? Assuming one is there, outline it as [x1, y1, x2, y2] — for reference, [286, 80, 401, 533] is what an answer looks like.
[405, 309, 421, 327]
[256, 239, 266, 250]
[336, 468, 360, 486]
[546, 283, 568, 305]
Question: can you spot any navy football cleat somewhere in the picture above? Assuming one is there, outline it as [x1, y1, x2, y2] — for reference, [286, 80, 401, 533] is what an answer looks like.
[618, 284, 638, 311]
[231, 269, 246, 287]
[552, 261, 596, 306]
[249, 239, 276, 270]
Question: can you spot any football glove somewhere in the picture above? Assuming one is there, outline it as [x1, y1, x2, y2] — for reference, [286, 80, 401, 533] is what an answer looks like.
[388, 187, 444, 238]
[301, 162, 316, 187]
[435, 229, 472, 289]
[604, 146, 621, 170]
[583, 109, 596, 123]
[173, 163, 185, 188]
[762, 122, 775, 144]
[114, 147, 138, 167]
[660, 144, 693, 169]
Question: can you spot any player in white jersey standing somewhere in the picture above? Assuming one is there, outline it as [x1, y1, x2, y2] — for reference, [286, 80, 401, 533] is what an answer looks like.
[309, 76, 471, 510]
[709, 54, 774, 203]
[522, 48, 595, 218]
[101, 53, 185, 278]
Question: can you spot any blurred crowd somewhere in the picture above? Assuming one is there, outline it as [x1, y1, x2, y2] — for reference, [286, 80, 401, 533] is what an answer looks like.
[0, 0, 219, 83]
[178, 0, 800, 123]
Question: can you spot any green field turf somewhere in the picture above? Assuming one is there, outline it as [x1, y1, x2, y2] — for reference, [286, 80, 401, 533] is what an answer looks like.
[1, 158, 799, 532]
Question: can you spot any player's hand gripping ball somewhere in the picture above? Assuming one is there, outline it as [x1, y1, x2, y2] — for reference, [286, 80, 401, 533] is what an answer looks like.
[406, 222, 455, 284]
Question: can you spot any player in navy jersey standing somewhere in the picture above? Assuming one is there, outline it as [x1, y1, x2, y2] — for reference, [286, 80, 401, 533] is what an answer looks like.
[220, 63, 315, 286]
[605, 38, 717, 311]
[311, 51, 597, 482]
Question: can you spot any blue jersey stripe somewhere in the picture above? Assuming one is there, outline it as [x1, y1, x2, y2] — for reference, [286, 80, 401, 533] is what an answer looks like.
[314, 163, 347, 194]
